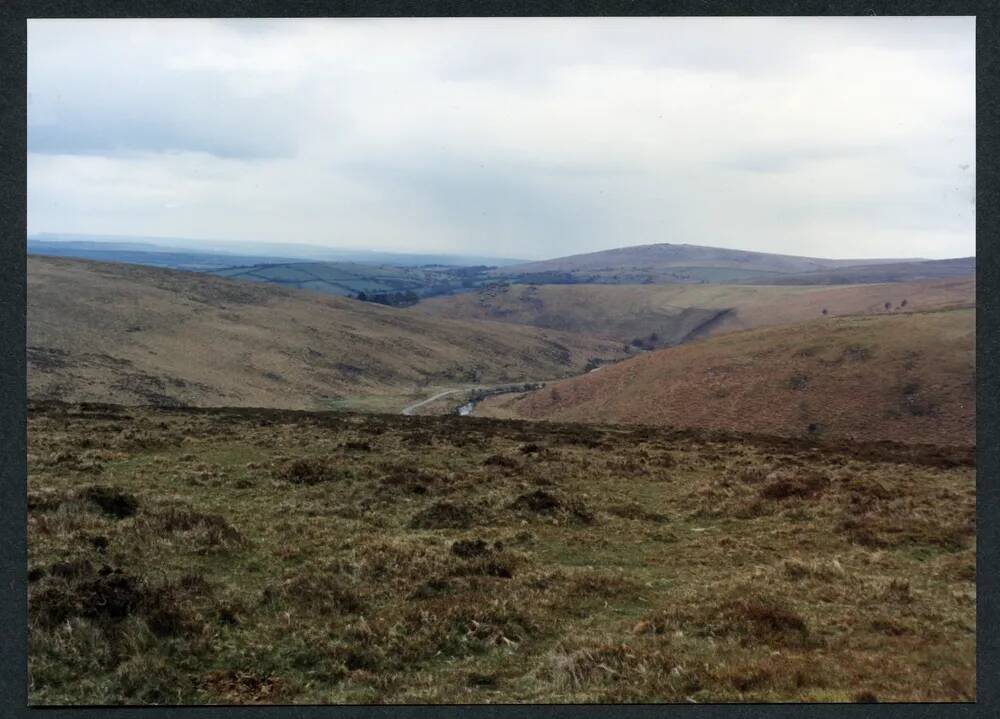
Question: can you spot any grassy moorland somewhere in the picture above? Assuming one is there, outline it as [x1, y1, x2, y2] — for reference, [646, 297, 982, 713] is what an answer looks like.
[28, 401, 974, 704]
[413, 278, 974, 348]
[27, 257, 623, 409]
[478, 308, 975, 446]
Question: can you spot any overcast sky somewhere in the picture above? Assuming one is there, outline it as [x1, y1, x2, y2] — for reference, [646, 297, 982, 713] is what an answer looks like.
[28, 17, 974, 260]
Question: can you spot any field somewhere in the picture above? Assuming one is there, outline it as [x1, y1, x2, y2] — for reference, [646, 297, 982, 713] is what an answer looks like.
[28, 401, 974, 704]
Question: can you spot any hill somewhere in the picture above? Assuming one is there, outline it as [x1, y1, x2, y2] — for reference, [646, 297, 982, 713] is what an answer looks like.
[27, 256, 625, 410]
[413, 279, 974, 348]
[490, 242, 933, 285]
[29, 233, 526, 267]
[739, 257, 977, 285]
[28, 239, 302, 272]
[476, 308, 975, 446]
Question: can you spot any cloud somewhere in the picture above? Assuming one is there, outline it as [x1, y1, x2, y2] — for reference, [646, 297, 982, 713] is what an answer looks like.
[27, 17, 975, 260]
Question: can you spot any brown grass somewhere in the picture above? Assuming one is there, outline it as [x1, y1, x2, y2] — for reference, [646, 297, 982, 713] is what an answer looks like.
[478, 308, 975, 446]
[27, 256, 625, 410]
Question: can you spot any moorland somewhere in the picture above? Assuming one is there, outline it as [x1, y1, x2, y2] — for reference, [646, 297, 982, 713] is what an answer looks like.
[26, 240, 977, 704]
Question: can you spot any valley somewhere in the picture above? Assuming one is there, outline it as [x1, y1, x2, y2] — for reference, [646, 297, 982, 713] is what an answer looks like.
[27, 256, 624, 411]
[25, 242, 978, 705]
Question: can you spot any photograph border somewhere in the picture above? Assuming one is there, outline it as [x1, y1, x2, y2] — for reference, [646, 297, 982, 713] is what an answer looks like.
[1, 1, 994, 717]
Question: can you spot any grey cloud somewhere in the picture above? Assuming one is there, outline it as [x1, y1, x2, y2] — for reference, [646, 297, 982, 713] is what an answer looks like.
[26, 17, 975, 261]
[28, 23, 301, 159]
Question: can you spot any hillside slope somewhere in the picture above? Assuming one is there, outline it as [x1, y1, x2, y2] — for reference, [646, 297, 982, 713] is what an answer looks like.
[414, 279, 974, 347]
[27, 257, 625, 409]
[476, 309, 975, 446]
[740, 257, 976, 285]
[491, 242, 922, 284]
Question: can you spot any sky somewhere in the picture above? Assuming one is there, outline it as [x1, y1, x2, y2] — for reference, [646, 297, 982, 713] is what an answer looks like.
[27, 17, 975, 261]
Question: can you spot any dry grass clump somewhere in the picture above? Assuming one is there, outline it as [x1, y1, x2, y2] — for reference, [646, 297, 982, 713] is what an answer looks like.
[28, 485, 140, 519]
[541, 639, 710, 702]
[409, 501, 482, 530]
[378, 465, 443, 495]
[838, 513, 974, 551]
[450, 541, 518, 579]
[30, 563, 143, 629]
[709, 596, 812, 647]
[78, 485, 140, 518]
[29, 559, 214, 642]
[203, 670, 287, 704]
[482, 453, 520, 469]
[139, 502, 245, 552]
[274, 458, 352, 485]
[650, 588, 813, 650]
[715, 654, 824, 696]
[261, 567, 365, 617]
[783, 557, 847, 581]
[758, 469, 829, 500]
[509, 489, 595, 524]
[606, 503, 669, 523]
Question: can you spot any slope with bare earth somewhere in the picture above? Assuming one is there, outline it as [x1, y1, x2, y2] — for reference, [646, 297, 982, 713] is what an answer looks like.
[413, 279, 974, 348]
[27, 256, 626, 410]
[476, 308, 975, 446]
[490, 242, 926, 284]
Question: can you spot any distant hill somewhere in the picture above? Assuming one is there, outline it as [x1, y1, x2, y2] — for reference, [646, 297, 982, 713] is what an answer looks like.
[27, 239, 302, 271]
[490, 242, 970, 286]
[27, 256, 625, 410]
[737, 257, 976, 285]
[28, 234, 526, 267]
[414, 279, 974, 348]
[493, 243, 914, 284]
[476, 308, 975, 446]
